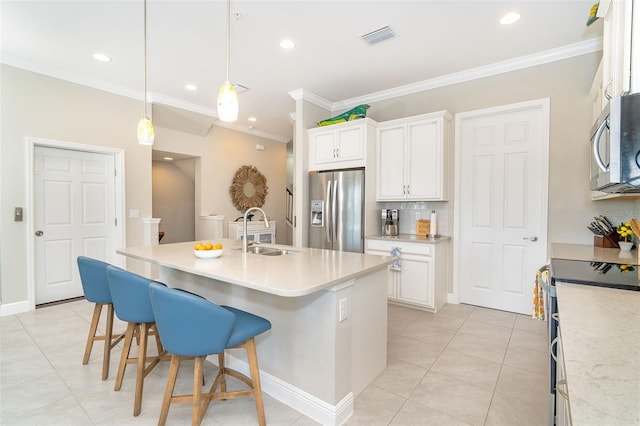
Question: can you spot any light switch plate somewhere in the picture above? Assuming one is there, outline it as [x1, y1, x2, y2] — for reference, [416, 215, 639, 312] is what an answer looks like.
[14, 207, 23, 222]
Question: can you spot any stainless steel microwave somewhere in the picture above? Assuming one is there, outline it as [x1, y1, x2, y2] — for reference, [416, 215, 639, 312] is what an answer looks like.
[590, 93, 640, 193]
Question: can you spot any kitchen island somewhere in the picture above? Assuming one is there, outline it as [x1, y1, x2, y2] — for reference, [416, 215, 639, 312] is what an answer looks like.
[117, 240, 393, 425]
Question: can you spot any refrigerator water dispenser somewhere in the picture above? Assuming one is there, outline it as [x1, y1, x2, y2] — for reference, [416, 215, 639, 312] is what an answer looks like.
[310, 200, 324, 227]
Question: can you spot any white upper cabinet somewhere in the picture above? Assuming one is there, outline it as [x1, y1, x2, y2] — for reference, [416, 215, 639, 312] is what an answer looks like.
[376, 111, 451, 201]
[600, 0, 635, 104]
[308, 118, 376, 171]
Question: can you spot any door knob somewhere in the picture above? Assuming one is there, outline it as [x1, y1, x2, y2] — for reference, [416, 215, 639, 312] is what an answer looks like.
[522, 235, 538, 242]
[35, 230, 44, 236]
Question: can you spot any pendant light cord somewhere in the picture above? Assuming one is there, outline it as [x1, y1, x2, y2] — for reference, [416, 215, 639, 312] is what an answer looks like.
[225, 0, 230, 82]
[143, 0, 148, 117]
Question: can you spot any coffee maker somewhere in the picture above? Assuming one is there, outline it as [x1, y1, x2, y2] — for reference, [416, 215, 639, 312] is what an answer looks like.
[381, 209, 399, 237]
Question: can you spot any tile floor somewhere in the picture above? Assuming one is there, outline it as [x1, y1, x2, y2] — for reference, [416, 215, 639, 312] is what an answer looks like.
[0, 300, 548, 425]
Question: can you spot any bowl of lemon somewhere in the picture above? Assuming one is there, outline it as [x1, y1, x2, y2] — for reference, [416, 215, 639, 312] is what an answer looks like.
[193, 242, 223, 259]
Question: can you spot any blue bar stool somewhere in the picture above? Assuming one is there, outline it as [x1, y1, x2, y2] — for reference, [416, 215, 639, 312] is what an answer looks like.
[106, 266, 167, 417]
[77, 256, 125, 380]
[148, 283, 272, 426]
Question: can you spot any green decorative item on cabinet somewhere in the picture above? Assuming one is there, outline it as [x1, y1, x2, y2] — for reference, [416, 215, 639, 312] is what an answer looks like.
[317, 104, 370, 127]
[586, 2, 599, 26]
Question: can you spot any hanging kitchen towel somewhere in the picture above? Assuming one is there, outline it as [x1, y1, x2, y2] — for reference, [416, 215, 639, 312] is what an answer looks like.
[388, 247, 402, 271]
[532, 268, 547, 321]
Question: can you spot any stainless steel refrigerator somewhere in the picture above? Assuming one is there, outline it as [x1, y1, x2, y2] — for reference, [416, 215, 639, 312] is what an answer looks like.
[309, 168, 364, 253]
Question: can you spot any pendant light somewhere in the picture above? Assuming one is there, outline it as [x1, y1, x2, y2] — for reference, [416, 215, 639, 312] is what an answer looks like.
[217, 0, 238, 122]
[137, 0, 155, 145]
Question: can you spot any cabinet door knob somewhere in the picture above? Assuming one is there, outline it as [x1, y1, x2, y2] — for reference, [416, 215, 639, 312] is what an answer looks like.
[35, 230, 44, 236]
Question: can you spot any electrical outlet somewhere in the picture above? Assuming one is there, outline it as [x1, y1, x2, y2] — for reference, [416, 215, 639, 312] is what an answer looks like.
[415, 211, 421, 220]
[339, 298, 349, 322]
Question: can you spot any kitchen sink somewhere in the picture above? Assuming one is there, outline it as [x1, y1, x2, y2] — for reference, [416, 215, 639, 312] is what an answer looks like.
[241, 245, 298, 256]
[246, 246, 275, 254]
[258, 249, 297, 256]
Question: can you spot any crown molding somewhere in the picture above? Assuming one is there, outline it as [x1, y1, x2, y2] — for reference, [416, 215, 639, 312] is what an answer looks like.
[0, 54, 288, 143]
[332, 37, 603, 110]
[288, 89, 333, 111]
[1, 53, 144, 101]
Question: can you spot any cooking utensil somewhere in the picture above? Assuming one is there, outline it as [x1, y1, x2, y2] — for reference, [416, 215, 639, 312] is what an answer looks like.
[587, 225, 601, 235]
[590, 219, 606, 235]
[601, 215, 616, 231]
[594, 216, 613, 234]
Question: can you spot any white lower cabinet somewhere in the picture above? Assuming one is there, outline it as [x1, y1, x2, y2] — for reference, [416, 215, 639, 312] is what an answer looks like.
[365, 238, 448, 312]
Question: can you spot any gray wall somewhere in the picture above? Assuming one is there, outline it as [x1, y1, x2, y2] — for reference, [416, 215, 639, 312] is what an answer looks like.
[153, 159, 196, 244]
[0, 65, 287, 309]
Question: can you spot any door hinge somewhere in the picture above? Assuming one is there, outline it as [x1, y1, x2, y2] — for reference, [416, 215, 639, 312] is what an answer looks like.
[115, 218, 118, 226]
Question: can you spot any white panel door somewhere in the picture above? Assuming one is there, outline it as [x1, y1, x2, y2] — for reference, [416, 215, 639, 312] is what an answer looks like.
[34, 146, 116, 304]
[458, 100, 548, 314]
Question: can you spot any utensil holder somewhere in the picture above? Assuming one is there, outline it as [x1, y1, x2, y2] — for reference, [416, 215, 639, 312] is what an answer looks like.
[594, 232, 620, 248]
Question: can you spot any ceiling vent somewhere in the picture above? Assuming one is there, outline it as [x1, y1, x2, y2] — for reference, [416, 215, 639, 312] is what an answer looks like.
[235, 84, 249, 94]
[361, 26, 395, 45]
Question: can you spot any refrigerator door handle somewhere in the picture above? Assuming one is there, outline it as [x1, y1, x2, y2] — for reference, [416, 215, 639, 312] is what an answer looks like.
[326, 179, 332, 244]
[332, 179, 338, 243]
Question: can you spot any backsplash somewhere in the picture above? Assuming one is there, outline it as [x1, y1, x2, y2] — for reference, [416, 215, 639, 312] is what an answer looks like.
[379, 202, 450, 236]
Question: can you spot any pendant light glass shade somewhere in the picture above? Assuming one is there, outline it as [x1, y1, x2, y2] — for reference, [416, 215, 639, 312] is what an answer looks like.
[217, 80, 238, 122]
[137, 117, 155, 145]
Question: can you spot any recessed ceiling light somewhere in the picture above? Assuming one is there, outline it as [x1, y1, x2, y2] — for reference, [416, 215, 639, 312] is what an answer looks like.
[500, 12, 520, 25]
[248, 117, 257, 122]
[93, 53, 111, 62]
[280, 39, 295, 49]
[163, 157, 174, 161]
[185, 84, 198, 91]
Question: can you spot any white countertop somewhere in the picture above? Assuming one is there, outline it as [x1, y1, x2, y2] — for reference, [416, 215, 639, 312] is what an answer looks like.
[366, 234, 451, 244]
[117, 240, 393, 297]
[555, 283, 640, 425]
[551, 243, 639, 264]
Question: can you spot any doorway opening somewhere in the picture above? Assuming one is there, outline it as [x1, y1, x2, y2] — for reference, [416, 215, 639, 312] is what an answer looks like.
[152, 150, 198, 244]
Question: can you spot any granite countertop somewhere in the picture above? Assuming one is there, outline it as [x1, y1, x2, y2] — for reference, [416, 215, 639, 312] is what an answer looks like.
[117, 239, 393, 297]
[555, 283, 640, 425]
[366, 234, 451, 244]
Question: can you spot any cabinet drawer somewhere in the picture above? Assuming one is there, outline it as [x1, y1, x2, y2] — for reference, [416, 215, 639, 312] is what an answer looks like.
[366, 239, 433, 256]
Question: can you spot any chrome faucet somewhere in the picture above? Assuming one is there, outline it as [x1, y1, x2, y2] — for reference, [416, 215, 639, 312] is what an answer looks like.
[242, 207, 270, 253]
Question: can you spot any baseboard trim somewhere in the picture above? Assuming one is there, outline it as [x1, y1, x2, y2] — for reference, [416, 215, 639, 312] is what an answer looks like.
[0, 300, 33, 317]
[217, 353, 354, 426]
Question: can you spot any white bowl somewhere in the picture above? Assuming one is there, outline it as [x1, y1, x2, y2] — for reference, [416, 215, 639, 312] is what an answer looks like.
[194, 249, 223, 259]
